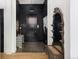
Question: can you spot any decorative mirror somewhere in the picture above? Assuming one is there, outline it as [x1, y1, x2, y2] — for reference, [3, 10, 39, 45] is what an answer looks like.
[52, 7, 64, 54]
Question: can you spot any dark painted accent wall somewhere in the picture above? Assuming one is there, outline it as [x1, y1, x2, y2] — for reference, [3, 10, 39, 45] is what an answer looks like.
[16, 0, 20, 19]
[0, 9, 4, 52]
[16, 4, 47, 19]
[19, 4, 44, 42]
[43, 0, 47, 17]
[16, 3, 47, 42]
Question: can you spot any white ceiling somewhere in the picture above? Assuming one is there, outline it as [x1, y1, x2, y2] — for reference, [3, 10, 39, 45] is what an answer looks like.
[18, 0, 45, 4]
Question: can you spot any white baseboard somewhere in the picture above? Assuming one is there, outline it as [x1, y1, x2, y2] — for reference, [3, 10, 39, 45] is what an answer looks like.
[4, 51, 16, 54]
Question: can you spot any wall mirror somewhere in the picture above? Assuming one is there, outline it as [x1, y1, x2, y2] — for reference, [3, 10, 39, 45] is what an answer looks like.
[52, 7, 64, 55]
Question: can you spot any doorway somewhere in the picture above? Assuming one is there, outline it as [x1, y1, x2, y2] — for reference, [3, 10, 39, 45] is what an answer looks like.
[16, 0, 47, 52]
[25, 16, 41, 42]
[25, 16, 38, 42]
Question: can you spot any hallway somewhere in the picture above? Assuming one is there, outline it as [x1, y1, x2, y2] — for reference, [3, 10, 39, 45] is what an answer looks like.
[16, 0, 47, 52]
[17, 42, 47, 52]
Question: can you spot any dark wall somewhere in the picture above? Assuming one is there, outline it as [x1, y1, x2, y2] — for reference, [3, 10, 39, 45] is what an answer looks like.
[16, 0, 20, 19]
[16, 4, 47, 42]
[20, 4, 44, 15]
[17, 4, 44, 42]
[16, 4, 47, 19]
[0, 9, 4, 52]
[43, 0, 47, 17]
[18, 4, 43, 24]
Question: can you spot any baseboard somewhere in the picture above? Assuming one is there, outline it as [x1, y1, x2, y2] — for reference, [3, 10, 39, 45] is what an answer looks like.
[4, 51, 16, 55]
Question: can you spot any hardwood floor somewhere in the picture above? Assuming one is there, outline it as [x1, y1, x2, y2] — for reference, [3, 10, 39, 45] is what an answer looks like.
[48, 46, 64, 59]
[0, 53, 48, 59]
[0, 53, 1, 59]
[17, 42, 46, 52]
[0, 46, 63, 59]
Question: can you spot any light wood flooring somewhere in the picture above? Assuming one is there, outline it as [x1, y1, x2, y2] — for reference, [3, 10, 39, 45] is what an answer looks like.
[0, 53, 48, 59]
[0, 46, 63, 59]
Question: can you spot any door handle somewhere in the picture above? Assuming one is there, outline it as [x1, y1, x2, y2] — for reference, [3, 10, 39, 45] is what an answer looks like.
[37, 25, 39, 28]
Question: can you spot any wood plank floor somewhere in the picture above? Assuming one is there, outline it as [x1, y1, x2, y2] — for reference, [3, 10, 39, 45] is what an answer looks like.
[0, 53, 48, 59]
[0, 53, 1, 59]
[17, 42, 46, 52]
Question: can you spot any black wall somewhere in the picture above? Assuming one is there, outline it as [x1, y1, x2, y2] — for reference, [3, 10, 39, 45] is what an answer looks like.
[19, 4, 44, 42]
[16, 3, 47, 42]
[43, 0, 47, 17]
[16, 4, 47, 19]
[0, 9, 4, 52]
